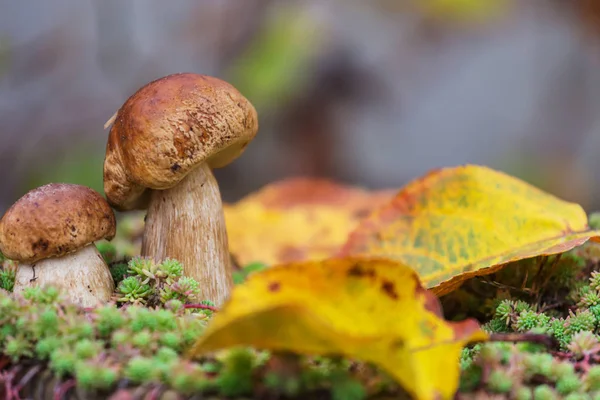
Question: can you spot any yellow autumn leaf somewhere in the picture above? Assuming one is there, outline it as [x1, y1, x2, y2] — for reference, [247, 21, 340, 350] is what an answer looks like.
[189, 257, 487, 400]
[340, 164, 600, 296]
[224, 178, 395, 266]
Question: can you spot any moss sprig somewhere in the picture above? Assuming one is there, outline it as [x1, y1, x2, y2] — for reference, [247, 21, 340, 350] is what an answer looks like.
[115, 257, 202, 308]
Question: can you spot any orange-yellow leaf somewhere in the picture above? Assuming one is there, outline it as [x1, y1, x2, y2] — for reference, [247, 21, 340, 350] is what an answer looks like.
[188, 257, 487, 400]
[224, 178, 395, 266]
[340, 165, 600, 296]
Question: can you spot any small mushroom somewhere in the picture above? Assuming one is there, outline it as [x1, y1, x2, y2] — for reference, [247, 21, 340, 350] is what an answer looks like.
[0, 183, 116, 307]
[103, 73, 258, 306]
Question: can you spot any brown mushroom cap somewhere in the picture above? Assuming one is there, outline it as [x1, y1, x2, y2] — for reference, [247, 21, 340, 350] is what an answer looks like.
[103, 72, 259, 211]
[0, 183, 116, 263]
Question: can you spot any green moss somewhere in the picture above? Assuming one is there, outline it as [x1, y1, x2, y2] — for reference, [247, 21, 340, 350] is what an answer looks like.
[75, 361, 118, 390]
[564, 394, 592, 400]
[488, 370, 513, 393]
[516, 310, 550, 332]
[331, 377, 367, 400]
[516, 387, 533, 400]
[109, 262, 129, 285]
[0, 268, 15, 291]
[216, 348, 256, 396]
[556, 374, 583, 395]
[587, 367, 600, 391]
[565, 310, 596, 337]
[124, 356, 158, 383]
[533, 385, 558, 400]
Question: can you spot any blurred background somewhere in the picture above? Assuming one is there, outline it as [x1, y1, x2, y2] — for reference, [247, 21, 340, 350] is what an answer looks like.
[1, 0, 600, 213]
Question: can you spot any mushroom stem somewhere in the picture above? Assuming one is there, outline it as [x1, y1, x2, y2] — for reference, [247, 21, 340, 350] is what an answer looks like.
[141, 163, 233, 305]
[12, 244, 114, 307]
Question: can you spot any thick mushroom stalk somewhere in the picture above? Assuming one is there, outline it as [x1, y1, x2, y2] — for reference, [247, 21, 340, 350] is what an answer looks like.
[13, 244, 114, 307]
[141, 163, 232, 305]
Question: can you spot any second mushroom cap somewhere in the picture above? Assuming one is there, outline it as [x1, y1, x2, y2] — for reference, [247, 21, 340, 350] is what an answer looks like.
[0, 183, 116, 263]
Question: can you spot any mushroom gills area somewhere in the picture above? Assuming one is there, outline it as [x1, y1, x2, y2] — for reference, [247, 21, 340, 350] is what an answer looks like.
[141, 162, 233, 306]
[13, 243, 115, 307]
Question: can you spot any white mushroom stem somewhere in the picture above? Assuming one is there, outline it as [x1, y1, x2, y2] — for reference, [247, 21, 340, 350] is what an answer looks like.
[141, 163, 233, 306]
[13, 244, 115, 307]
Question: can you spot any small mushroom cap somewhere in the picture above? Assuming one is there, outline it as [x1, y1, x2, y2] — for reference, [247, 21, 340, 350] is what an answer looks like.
[103, 73, 259, 211]
[0, 183, 116, 263]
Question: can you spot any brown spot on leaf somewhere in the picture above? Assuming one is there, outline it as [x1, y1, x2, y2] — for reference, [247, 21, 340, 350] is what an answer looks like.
[347, 263, 376, 279]
[353, 209, 371, 219]
[381, 280, 398, 300]
[268, 282, 281, 292]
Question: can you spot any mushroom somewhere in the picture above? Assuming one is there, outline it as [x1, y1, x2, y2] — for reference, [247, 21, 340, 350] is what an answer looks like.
[0, 183, 116, 307]
[103, 73, 258, 306]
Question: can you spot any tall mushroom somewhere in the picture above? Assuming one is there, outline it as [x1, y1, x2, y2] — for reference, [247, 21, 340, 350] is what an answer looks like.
[0, 183, 116, 307]
[103, 73, 258, 306]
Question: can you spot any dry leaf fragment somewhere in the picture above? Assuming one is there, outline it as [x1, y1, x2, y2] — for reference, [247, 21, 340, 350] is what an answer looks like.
[189, 256, 486, 400]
